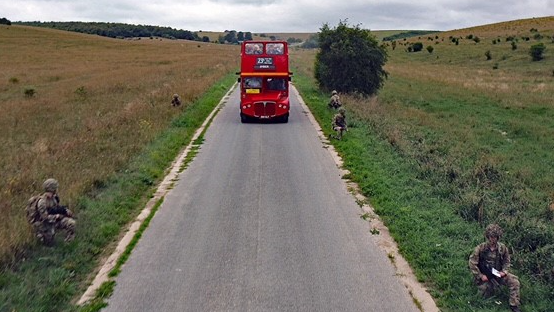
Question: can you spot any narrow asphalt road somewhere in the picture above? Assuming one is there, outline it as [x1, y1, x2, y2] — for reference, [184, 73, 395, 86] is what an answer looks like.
[103, 85, 420, 312]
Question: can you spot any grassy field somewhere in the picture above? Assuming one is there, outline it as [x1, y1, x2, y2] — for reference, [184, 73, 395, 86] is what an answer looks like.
[0, 25, 238, 311]
[291, 16, 554, 312]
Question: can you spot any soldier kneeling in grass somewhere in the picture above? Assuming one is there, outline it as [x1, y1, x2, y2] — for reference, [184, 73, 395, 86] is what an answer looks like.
[328, 90, 341, 109]
[171, 94, 182, 107]
[26, 179, 76, 246]
[331, 107, 347, 140]
[469, 224, 521, 312]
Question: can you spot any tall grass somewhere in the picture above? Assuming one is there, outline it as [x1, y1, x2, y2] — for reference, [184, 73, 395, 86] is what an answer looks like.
[1, 25, 239, 311]
[291, 16, 554, 311]
[0, 25, 239, 264]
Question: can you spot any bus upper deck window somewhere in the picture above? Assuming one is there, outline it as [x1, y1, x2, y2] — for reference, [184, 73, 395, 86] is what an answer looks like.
[266, 43, 284, 55]
[245, 43, 263, 55]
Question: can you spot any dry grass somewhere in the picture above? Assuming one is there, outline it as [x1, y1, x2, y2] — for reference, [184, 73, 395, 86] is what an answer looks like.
[0, 25, 239, 263]
[443, 16, 554, 39]
[384, 16, 554, 111]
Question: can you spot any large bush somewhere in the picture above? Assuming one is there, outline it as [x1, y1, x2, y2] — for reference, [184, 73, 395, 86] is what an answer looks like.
[409, 42, 424, 52]
[315, 21, 388, 96]
[530, 42, 546, 61]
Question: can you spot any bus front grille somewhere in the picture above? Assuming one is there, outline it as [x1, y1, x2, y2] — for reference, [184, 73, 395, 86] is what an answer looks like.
[254, 101, 276, 117]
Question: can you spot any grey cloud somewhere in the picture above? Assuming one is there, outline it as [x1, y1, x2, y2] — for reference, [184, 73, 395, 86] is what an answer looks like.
[2, 0, 552, 33]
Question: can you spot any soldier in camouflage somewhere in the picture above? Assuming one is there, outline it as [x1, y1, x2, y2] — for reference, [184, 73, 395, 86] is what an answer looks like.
[27, 178, 76, 245]
[328, 90, 341, 109]
[469, 224, 521, 312]
[331, 107, 347, 140]
[171, 94, 182, 107]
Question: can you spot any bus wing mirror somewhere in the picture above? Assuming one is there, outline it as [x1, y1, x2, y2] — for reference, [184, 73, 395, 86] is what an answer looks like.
[237, 78, 241, 82]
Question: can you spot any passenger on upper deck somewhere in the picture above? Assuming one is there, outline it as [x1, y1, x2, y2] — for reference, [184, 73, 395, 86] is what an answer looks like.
[266, 43, 284, 55]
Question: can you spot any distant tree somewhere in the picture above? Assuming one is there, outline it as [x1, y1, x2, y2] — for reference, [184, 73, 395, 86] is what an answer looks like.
[409, 42, 424, 52]
[426, 45, 434, 53]
[511, 41, 518, 50]
[530, 43, 546, 61]
[287, 37, 302, 44]
[0, 17, 11, 25]
[269, 35, 276, 40]
[237, 31, 244, 41]
[314, 21, 388, 96]
[300, 34, 319, 49]
[224, 30, 238, 44]
[245, 32, 253, 40]
[202, 36, 210, 42]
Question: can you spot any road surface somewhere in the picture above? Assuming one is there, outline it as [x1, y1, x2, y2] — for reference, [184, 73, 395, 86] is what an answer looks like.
[103, 85, 420, 312]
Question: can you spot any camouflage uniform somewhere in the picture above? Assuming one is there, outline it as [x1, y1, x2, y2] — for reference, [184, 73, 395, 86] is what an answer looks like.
[469, 224, 521, 310]
[328, 90, 341, 109]
[28, 179, 76, 245]
[171, 94, 182, 107]
[332, 108, 347, 140]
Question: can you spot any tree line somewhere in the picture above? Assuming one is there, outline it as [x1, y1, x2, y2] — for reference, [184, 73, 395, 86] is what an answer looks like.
[13, 21, 202, 41]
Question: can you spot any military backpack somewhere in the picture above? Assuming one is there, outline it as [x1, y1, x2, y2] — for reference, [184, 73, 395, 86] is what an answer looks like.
[25, 195, 42, 223]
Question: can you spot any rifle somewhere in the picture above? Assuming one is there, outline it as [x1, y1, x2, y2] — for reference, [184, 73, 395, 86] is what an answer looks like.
[48, 205, 71, 217]
[478, 261, 501, 286]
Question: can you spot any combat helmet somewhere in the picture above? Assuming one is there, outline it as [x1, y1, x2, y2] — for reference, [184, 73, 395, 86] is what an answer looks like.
[43, 178, 59, 193]
[338, 107, 346, 115]
[485, 224, 503, 239]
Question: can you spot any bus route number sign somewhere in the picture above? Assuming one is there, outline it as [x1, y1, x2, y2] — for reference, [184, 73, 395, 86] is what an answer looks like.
[255, 57, 275, 70]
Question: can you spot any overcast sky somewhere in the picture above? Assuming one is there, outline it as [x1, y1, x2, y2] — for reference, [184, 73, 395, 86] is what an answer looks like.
[2, 0, 553, 33]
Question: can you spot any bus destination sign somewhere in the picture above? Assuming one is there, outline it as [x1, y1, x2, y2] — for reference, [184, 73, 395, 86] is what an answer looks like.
[255, 57, 275, 70]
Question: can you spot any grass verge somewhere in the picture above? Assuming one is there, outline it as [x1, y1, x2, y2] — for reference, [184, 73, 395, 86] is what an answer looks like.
[0, 73, 236, 312]
[292, 72, 554, 312]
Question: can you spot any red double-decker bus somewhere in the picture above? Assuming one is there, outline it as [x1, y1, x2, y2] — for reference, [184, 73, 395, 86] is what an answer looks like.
[238, 41, 292, 123]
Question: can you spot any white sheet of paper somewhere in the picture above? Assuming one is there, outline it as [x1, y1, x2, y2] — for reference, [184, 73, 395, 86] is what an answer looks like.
[491, 268, 502, 277]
